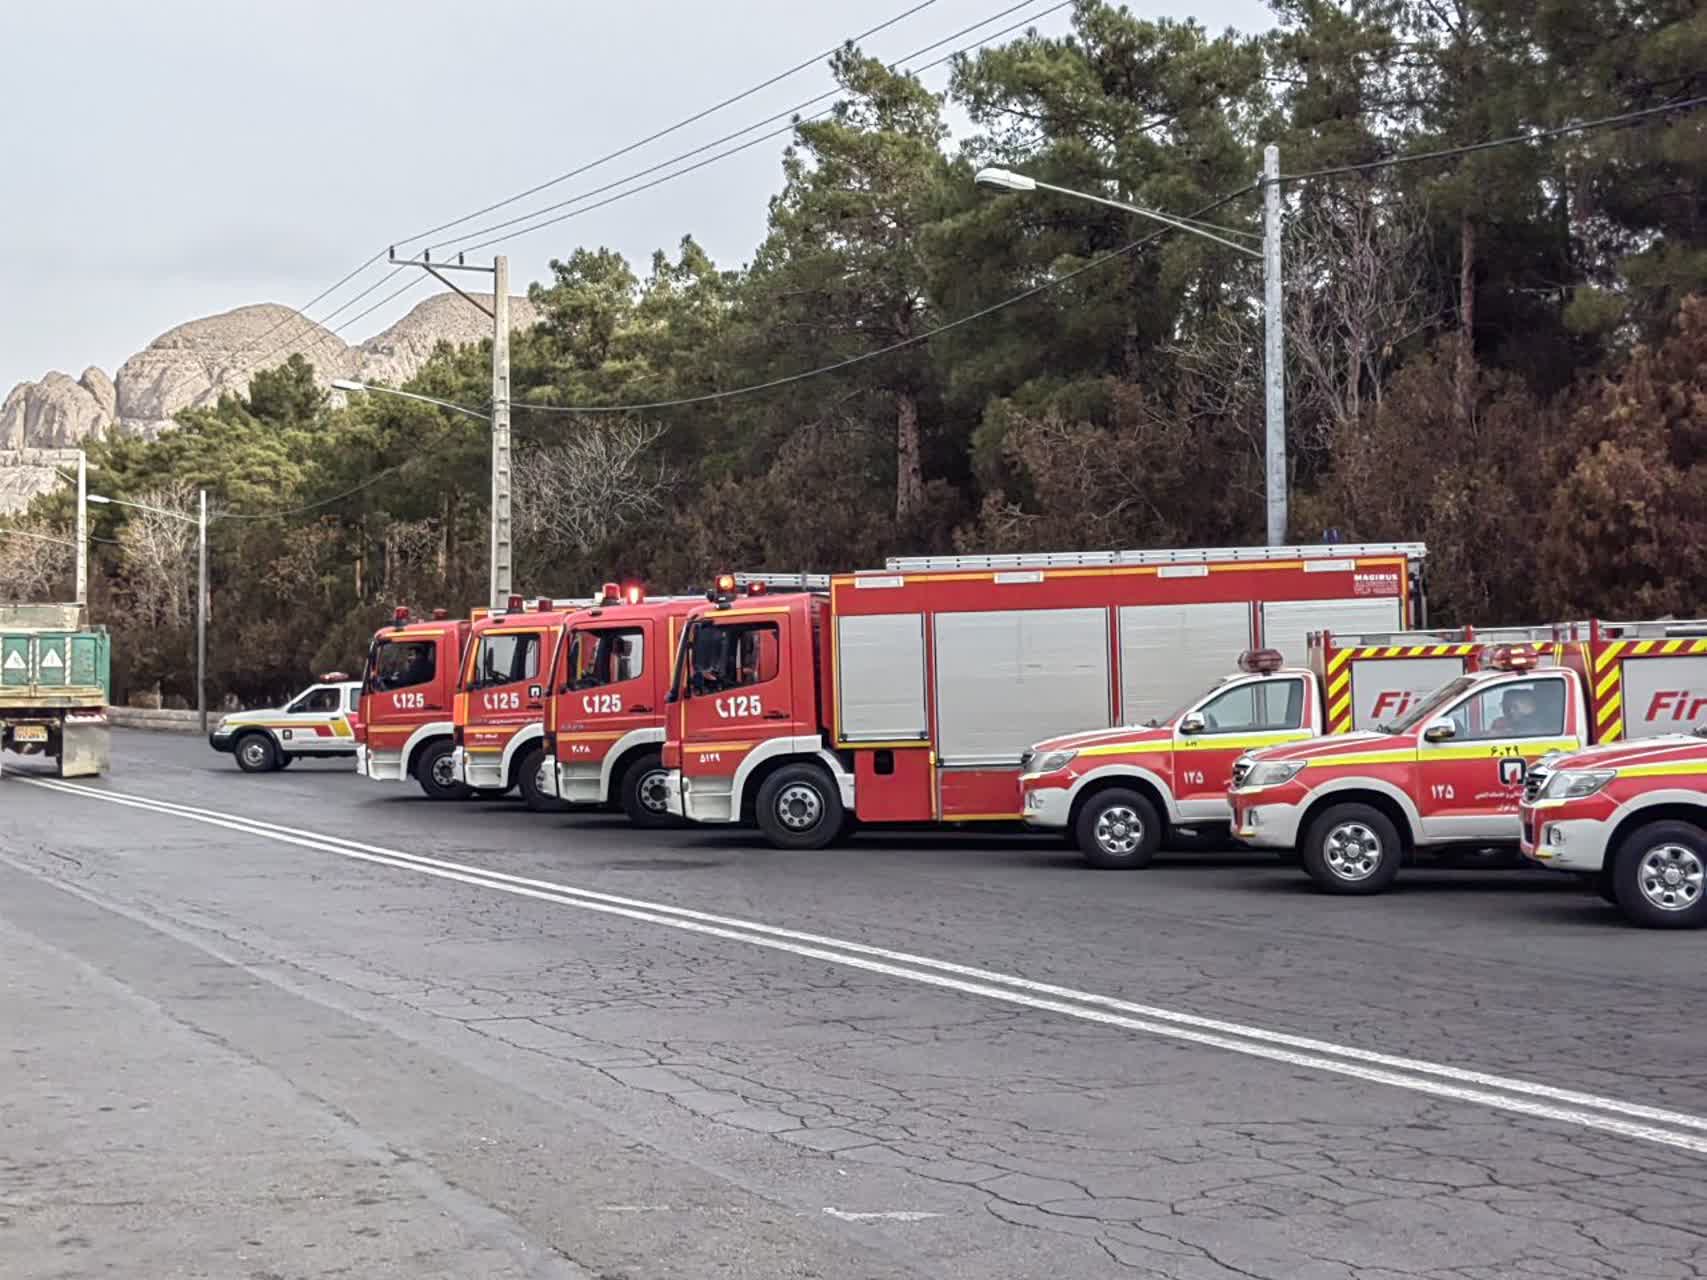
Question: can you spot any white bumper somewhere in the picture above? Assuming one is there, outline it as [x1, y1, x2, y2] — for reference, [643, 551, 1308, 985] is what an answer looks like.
[664, 769, 686, 818]
[1232, 792, 1307, 849]
[456, 746, 506, 792]
[1524, 813, 1613, 873]
[550, 753, 605, 805]
[1022, 784, 1072, 830]
[356, 743, 408, 782]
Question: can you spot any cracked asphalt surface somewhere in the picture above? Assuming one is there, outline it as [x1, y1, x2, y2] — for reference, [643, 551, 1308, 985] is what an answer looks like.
[3, 730, 1705, 1278]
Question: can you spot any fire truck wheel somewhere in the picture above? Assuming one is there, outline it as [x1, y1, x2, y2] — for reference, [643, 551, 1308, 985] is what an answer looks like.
[1076, 789, 1161, 869]
[414, 741, 469, 801]
[755, 764, 844, 851]
[276, 755, 294, 770]
[517, 745, 565, 813]
[1611, 822, 1707, 929]
[1301, 804, 1402, 894]
[620, 752, 675, 828]
[234, 733, 280, 773]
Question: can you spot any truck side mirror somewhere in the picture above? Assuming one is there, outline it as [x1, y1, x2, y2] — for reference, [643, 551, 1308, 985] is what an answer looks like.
[1423, 719, 1457, 743]
[1179, 713, 1206, 735]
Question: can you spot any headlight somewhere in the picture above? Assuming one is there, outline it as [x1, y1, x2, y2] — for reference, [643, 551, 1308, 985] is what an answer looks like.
[1541, 769, 1615, 800]
[1031, 749, 1077, 775]
[1242, 760, 1306, 788]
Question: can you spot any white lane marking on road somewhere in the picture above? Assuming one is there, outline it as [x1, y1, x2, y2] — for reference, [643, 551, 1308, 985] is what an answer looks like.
[19, 776, 1707, 1156]
[27, 780, 1706, 1139]
[823, 1208, 943, 1223]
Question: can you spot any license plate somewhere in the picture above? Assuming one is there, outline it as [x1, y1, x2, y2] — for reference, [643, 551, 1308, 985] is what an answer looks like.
[13, 724, 48, 743]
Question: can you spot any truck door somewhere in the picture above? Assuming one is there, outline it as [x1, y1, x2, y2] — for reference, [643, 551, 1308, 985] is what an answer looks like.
[1173, 675, 1312, 818]
[367, 635, 445, 724]
[280, 684, 350, 749]
[1416, 671, 1579, 841]
[680, 612, 794, 783]
[559, 620, 655, 774]
[465, 627, 548, 764]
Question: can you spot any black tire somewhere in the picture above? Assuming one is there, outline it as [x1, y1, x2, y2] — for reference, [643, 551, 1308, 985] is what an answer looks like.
[754, 763, 844, 851]
[234, 732, 279, 774]
[1301, 803, 1403, 895]
[516, 744, 565, 813]
[1075, 788, 1162, 869]
[620, 751, 675, 828]
[276, 755, 294, 770]
[414, 740, 469, 801]
[1594, 867, 1618, 904]
[1167, 824, 1229, 853]
[1611, 821, 1707, 929]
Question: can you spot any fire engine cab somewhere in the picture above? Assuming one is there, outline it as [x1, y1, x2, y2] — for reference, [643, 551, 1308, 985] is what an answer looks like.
[1231, 642, 1588, 892]
[663, 543, 1428, 849]
[356, 606, 471, 797]
[451, 595, 592, 801]
[543, 586, 706, 824]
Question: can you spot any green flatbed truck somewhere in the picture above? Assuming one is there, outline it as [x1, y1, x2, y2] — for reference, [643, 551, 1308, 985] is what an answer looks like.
[0, 604, 111, 778]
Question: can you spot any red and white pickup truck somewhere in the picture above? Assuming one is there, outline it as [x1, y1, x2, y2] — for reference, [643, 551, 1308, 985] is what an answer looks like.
[1520, 734, 1707, 928]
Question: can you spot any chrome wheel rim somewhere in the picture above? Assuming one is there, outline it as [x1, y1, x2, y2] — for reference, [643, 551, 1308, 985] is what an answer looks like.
[1094, 805, 1144, 857]
[1323, 821, 1383, 881]
[637, 768, 670, 814]
[432, 755, 458, 788]
[1636, 844, 1704, 913]
[241, 740, 268, 768]
[776, 782, 823, 831]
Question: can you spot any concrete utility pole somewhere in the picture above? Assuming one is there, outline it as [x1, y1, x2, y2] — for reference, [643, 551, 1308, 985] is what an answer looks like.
[490, 256, 512, 610]
[74, 451, 87, 607]
[387, 250, 512, 609]
[1262, 145, 1287, 547]
[197, 488, 208, 734]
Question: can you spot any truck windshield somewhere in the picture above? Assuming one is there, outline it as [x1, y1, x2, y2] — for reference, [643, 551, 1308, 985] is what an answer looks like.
[369, 639, 436, 692]
[1384, 676, 1476, 733]
[683, 620, 778, 695]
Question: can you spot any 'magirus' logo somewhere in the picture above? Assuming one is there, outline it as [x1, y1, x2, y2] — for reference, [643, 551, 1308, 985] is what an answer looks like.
[1644, 690, 1707, 722]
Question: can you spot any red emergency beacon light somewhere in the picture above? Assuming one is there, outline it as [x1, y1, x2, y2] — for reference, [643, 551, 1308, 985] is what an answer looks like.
[505, 594, 524, 614]
[1483, 643, 1539, 671]
[431, 608, 448, 620]
[320, 671, 350, 682]
[625, 583, 644, 606]
[600, 582, 621, 606]
[392, 606, 409, 627]
[1238, 648, 1286, 675]
[745, 581, 767, 596]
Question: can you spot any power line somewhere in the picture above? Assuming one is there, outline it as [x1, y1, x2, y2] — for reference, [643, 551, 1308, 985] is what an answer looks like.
[430, 0, 1068, 256]
[519, 185, 1259, 415]
[1280, 94, 1707, 184]
[234, 0, 1072, 380]
[401, 0, 944, 250]
[215, 456, 428, 521]
[222, 0, 946, 380]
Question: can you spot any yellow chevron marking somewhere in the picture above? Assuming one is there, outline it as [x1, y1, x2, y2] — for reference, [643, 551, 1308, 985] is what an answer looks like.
[1662, 639, 1684, 655]
[1327, 671, 1350, 699]
[1328, 694, 1351, 721]
[1594, 642, 1625, 673]
[1597, 690, 1623, 725]
[1328, 649, 1352, 674]
[1594, 667, 1621, 700]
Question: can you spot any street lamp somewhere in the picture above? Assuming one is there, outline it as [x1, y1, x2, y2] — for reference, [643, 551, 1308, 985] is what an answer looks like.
[88, 490, 209, 733]
[975, 154, 1288, 546]
[333, 380, 513, 611]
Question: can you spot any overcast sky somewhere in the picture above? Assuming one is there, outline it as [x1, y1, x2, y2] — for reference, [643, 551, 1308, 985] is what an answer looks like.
[0, 0, 1271, 395]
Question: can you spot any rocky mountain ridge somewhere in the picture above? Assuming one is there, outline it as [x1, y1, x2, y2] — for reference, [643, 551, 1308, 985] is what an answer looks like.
[1, 293, 537, 511]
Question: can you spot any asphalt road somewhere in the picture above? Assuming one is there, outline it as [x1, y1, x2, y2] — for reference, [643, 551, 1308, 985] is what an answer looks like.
[3, 731, 1705, 1279]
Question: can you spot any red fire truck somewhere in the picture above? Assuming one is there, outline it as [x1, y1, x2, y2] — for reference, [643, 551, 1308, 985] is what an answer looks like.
[450, 596, 594, 801]
[1019, 629, 1518, 867]
[1230, 619, 1707, 895]
[1518, 734, 1707, 928]
[661, 543, 1429, 849]
[542, 589, 706, 824]
[356, 606, 473, 798]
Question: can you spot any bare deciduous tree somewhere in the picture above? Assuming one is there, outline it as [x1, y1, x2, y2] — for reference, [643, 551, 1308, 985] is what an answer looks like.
[1285, 184, 1438, 444]
[513, 419, 673, 555]
[0, 523, 74, 603]
[119, 481, 198, 627]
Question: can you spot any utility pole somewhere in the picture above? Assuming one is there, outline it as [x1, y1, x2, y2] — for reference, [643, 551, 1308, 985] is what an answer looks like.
[74, 450, 87, 608]
[388, 249, 512, 609]
[1262, 144, 1287, 547]
[197, 488, 208, 734]
[490, 256, 512, 610]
